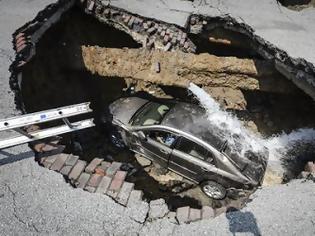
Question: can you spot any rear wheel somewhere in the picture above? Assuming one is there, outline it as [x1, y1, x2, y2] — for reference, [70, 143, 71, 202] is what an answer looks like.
[201, 181, 226, 200]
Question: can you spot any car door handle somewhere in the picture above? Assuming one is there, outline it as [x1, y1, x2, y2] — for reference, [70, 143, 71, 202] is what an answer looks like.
[159, 149, 169, 154]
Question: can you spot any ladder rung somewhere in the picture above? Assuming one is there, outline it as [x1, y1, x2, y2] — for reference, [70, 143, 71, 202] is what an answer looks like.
[0, 102, 92, 132]
[0, 119, 95, 150]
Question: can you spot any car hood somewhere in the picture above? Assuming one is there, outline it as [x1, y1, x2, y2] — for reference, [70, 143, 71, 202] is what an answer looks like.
[109, 97, 148, 124]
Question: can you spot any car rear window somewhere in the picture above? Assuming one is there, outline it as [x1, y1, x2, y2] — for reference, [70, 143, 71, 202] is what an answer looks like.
[176, 137, 214, 164]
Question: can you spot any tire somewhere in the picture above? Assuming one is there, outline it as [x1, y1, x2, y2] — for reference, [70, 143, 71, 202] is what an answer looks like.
[201, 181, 226, 200]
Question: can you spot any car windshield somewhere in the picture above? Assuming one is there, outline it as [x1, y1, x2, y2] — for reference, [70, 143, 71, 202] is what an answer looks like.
[131, 102, 172, 126]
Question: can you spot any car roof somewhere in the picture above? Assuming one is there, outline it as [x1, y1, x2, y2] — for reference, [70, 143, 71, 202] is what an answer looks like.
[161, 102, 224, 150]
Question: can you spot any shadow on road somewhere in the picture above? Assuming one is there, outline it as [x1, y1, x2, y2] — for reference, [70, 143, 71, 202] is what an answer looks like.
[0, 149, 34, 166]
[226, 207, 261, 236]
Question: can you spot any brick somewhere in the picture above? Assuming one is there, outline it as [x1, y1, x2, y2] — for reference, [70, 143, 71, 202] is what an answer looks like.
[68, 160, 87, 181]
[184, 41, 190, 49]
[42, 144, 65, 155]
[85, 158, 103, 173]
[171, 37, 177, 45]
[176, 206, 190, 224]
[38, 156, 47, 165]
[160, 30, 166, 37]
[189, 208, 201, 222]
[201, 206, 215, 219]
[166, 28, 171, 35]
[134, 17, 141, 24]
[95, 176, 112, 194]
[33, 143, 45, 153]
[180, 38, 186, 46]
[108, 178, 124, 195]
[116, 182, 134, 206]
[95, 167, 105, 176]
[101, 161, 111, 171]
[177, 33, 182, 42]
[305, 162, 315, 173]
[143, 22, 149, 30]
[95, 161, 111, 175]
[127, 190, 143, 207]
[106, 162, 122, 177]
[147, 27, 156, 35]
[87, 1, 95, 11]
[15, 33, 24, 40]
[146, 21, 152, 27]
[95, 5, 103, 14]
[76, 172, 91, 189]
[50, 153, 69, 171]
[146, 39, 155, 49]
[60, 165, 73, 176]
[16, 43, 26, 53]
[103, 8, 110, 17]
[110, 10, 119, 16]
[114, 171, 127, 180]
[85, 186, 96, 193]
[65, 155, 79, 166]
[16, 38, 26, 48]
[87, 174, 103, 188]
[128, 16, 135, 28]
[43, 154, 59, 166]
[157, 26, 162, 33]
[164, 42, 172, 51]
[163, 35, 170, 44]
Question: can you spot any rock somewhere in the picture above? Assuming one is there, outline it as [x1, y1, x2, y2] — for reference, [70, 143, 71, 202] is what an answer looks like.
[298, 171, 311, 179]
[135, 154, 151, 167]
[148, 198, 169, 220]
[305, 161, 315, 173]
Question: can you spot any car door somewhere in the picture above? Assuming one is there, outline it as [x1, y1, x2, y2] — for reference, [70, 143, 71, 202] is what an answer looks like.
[132, 129, 178, 168]
[168, 137, 216, 182]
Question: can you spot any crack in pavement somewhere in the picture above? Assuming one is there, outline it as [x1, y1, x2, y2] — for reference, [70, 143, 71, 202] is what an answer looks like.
[4, 183, 39, 233]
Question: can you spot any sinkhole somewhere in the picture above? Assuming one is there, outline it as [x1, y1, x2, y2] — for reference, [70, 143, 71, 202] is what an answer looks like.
[12, 4, 315, 214]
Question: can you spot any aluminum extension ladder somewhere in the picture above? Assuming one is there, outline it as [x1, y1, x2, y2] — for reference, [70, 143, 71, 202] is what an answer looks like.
[0, 102, 95, 150]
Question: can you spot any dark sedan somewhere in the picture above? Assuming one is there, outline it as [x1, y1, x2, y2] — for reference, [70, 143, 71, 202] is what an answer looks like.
[106, 97, 267, 199]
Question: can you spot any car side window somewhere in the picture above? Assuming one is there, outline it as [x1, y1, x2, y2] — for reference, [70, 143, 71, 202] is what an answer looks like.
[176, 137, 214, 163]
[147, 130, 177, 147]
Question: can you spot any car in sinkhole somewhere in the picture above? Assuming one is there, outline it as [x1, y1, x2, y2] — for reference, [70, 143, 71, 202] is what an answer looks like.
[104, 96, 268, 200]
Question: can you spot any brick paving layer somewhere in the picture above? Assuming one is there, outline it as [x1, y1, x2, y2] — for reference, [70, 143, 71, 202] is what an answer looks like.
[37, 153, 222, 224]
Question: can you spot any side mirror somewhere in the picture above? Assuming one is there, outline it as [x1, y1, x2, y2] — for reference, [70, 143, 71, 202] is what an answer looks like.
[137, 131, 147, 141]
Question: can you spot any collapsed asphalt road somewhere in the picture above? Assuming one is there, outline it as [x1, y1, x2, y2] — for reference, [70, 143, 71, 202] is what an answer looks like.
[1, 0, 315, 235]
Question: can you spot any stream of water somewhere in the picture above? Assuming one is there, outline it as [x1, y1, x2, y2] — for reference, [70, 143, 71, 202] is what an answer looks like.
[188, 83, 315, 164]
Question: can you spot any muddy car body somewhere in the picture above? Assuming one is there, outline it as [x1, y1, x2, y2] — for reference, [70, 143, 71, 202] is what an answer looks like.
[107, 97, 267, 199]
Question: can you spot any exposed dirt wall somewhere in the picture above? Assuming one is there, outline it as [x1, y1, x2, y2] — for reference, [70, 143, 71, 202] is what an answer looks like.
[82, 46, 297, 94]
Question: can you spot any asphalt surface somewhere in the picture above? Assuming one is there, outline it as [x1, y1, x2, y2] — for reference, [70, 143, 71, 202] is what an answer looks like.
[105, 0, 315, 66]
[0, 0, 315, 235]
